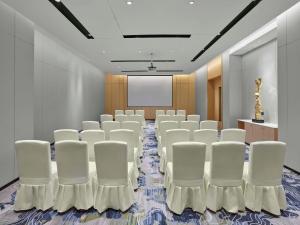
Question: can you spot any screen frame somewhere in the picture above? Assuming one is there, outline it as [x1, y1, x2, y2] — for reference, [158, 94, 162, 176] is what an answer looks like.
[127, 75, 173, 107]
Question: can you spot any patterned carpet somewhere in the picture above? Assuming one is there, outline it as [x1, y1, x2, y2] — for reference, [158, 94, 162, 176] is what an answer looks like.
[0, 121, 299, 225]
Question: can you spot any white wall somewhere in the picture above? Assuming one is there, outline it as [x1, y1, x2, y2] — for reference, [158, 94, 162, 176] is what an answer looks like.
[0, 2, 34, 187]
[34, 31, 105, 142]
[195, 65, 207, 120]
[241, 40, 278, 124]
[277, 2, 300, 172]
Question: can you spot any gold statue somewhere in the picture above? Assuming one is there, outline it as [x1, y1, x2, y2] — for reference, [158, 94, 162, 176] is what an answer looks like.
[254, 78, 264, 122]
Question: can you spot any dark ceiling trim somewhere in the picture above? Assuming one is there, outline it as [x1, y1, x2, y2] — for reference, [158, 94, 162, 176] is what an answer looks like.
[121, 70, 149, 72]
[123, 34, 191, 38]
[111, 60, 176, 63]
[156, 70, 184, 72]
[48, 0, 94, 39]
[191, 0, 263, 62]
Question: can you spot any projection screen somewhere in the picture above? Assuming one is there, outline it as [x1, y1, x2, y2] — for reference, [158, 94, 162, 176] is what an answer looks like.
[127, 76, 173, 106]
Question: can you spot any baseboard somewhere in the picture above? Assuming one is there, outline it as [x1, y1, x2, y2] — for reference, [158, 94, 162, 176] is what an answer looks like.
[284, 165, 300, 175]
[0, 178, 19, 192]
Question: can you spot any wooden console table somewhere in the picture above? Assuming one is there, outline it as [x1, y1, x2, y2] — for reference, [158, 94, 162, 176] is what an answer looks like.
[237, 119, 278, 144]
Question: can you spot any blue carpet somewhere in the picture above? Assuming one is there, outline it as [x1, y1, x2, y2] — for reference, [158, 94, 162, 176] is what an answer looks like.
[0, 121, 299, 225]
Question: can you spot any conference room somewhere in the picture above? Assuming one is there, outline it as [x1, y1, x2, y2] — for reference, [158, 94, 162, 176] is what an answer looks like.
[0, 0, 299, 224]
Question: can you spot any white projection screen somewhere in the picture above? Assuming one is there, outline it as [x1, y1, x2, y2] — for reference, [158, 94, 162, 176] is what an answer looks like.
[127, 76, 173, 107]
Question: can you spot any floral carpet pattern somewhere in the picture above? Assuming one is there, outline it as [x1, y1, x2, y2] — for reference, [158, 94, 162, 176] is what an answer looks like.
[0, 121, 299, 225]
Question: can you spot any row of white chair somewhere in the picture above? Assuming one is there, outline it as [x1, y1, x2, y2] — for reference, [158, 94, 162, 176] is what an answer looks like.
[14, 140, 136, 213]
[155, 109, 186, 117]
[163, 141, 287, 216]
[115, 109, 144, 116]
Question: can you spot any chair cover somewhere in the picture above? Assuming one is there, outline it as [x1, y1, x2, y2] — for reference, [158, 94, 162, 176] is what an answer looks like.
[157, 121, 178, 156]
[93, 141, 135, 213]
[220, 129, 246, 143]
[122, 121, 143, 157]
[54, 129, 79, 142]
[200, 120, 218, 130]
[166, 142, 206, 214]
[180, 121, 199, 140]
[100, 114, 113, 123]
[243, 141, 287, 216]
[160, 129, 190, 173]
[14, 140, 57, 211]
[115, 114, 127, 123]
[115, 110, 124, 115]
[205, 142, 245, 213]
[54, 141, 94, 212]
[82, 121, 100, 130]
[175, 115, 186, 123]
[187, 114, 200, 123]
[126, 115, 144, 127]
[166, 110, 176, 116]
[135, 109, 146, 127]
[155, 115, 175, 137]
[110, 129, 139, 189]
[125, 109, 134, 116]
[154, 110, 165, 128]
[176, 110, 186, 117]
[193, 129, 218, 161]
[102, 121, 120, 140]
[80, 130, 105, 161]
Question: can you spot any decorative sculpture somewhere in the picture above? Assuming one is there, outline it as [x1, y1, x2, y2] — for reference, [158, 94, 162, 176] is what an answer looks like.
[252, 78, 264, 123]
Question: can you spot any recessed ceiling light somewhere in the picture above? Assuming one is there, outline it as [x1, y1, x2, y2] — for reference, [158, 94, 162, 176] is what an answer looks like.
[138, 50, 142, 54]
[189, 1, 195, 5]
[126, 1, 133, 5]
[101, 50, 106, 54]
[55, 0, 61, 2]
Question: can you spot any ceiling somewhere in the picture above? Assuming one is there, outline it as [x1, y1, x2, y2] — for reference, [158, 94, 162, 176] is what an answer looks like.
[2, 0, 299, 75]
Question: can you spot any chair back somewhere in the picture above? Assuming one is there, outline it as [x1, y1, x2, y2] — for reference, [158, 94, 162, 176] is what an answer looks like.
[100, 114, 113, 123]
[166, 110, 176, 116]
[115, 110, 124, 115]
[180, 121, 199, 133]
[125, 109, 134, 116]
[193, 129, 218, 161]
[247, 141, 286, 186]
[115, 114, 127, 123]
[94, 141, 128, 185]
[15, 140, 51, 184]
[121, 121, 142, 138]
[176, 110, 186, 116]
[126, 115, 143, 126]
[82, 121, 100, 130]
[165, 129, 190, 163]
[54, 129, 79, 142]
[102, 121, 120, 140]
[55, 141, 89, 184]
[135, 110, 145, 117]
[155, 110, 165, 118]
[187, 114, 200, 123]
[175, 115, 186, 123]
[220, 129, 246, 143]
[110, 129, 136, 162]
[209, 142, 245, 186]
[80, 130, 105, 161]
[200, 120, 218, 130]
[173, 142, 206, 186]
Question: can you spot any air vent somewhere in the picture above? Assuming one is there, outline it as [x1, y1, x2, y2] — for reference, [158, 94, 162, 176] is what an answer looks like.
[123, 34, 191, 39]
[191, 0, 262, 62]
[111, 60, 176, 63]
[48, 0, 94, 39]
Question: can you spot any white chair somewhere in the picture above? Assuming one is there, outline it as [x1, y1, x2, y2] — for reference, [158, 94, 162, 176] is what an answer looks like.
[135, 109, 146, 127]
[115, 110, 124, 115]
[126, 115, 143, 127]
[102, 121, 120, 140]
[166, 142, 207, 214]
[122, 121, 143, 157]
[155, 115, 176, 138]
[14, 140, 57, 211]
[110, 129, 139, 189]
[243, 141, 287, 215]
[160, 129, 190, 173]
[82, 121, 100, 130]
[220, 129, 246, 143]
[54, 141, 94, 212]
[166, 109, 176, 116]
[80, 130, 105, 161]
[125, 109, 134, 116]
[115, 114, 127, 123]
[157, 121, 178, 156]
[180, 121, 199, 139]
[200, 120, 218, 130]
[100, 114, 113, 123]
[54, 129, 79, 142]
[205, 142, 245, 213]
[177, 110, 186, 117]
[93, 141, 135, 213]
[193, 129, 218, 161]
[175, 115, 186, 123]
[155, 109, 165, 118]
[187, 114, 200, 123]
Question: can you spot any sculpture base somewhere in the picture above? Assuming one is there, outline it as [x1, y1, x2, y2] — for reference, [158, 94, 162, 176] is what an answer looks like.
[252, 119, 264, 123]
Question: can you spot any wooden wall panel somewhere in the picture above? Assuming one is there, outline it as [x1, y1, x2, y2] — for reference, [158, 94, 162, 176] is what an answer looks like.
[105, 74, 196, 119]
[208, 56, 222, 80]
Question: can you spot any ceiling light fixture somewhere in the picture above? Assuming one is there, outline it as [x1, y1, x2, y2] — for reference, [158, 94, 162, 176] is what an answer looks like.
[55, 0, 61, 2]
[189, 1, 195, 5]
[126, 1, 133, 5]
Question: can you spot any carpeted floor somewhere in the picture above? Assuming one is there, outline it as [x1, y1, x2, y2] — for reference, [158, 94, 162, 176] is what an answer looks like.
[0, 121, 299, 225]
